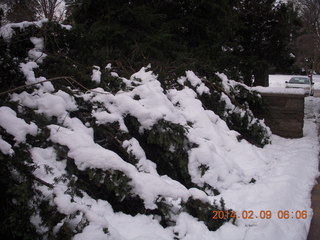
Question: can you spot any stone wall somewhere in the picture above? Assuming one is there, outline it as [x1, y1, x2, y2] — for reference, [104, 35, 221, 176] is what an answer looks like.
[313, 89, 320, 97]
[258, 92, 304, 138]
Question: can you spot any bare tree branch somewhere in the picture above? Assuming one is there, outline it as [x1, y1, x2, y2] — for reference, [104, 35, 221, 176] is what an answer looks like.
[30, 0, 63, 22]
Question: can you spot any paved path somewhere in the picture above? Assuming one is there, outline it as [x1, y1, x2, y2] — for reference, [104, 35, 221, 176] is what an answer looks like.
[307, 180, 320, 240]
[307, 127, 320, 240]
[313, 89, 320, 97]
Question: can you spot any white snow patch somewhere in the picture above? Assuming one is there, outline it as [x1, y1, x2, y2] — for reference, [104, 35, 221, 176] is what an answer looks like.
[11, 90, 77, 118]
[122, 138, 157, 174]
[0, 20, 47, 40]
[91, 66, 101, 84]
[185, 70, 210, 95]
[60, 24, 72, 30]
[0, 106, 38, 142]
[220, 92, 235, 111]
[31, 147, 67, 185]
[0, 136, 14, 155]
[92, 110, 128, 132]
[111, 72, 119, 77]
[28, 37, 47, 63]
[20, 62, 54, 92]
[252, 86, 304, 95]
[105, 63, 112, 71]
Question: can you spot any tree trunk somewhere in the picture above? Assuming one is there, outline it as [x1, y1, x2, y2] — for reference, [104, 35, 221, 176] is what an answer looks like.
[253, 63, 269, 87]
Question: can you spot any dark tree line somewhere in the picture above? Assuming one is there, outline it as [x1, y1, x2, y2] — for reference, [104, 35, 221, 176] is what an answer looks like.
[66, 0, 301, 86]
[0, 0, 302, 86]
[232, 0, 300, 86]
[292, 0, 320, 78]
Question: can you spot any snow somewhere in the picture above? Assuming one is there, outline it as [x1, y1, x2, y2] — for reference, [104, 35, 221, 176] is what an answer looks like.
[0, 136, 14, 155]
[122, 138, 158, 174]
[185, 71, 210, 95]
[3, 62, 320, 239]
[30, 37, 44, 50]
[92, 110, 128, 132]
[60, 24, 72, 30]
[0, 20, 47, 40]
[216, 72, 246, 94]
[0, 106, 38, 143]
[28, 37, 47, 63]
[78, 70, 320, 238]
[51, 186, 175, 240]
[305, 96, 320, 123]
[216, 120, 319, 239]
[69, 70, 318, 238]
[177, 71, 210, 95]
[11, 90, 78, 119]
[36, 90, 78, 117]
[167, 87, 248, 190]
[91, 66, 101, 84]
[20, 62, 41, 85]
[106, 63, 112, 71]
[88, 69, 187, 131]
[20, 62, 54, 92]
[48, 121, 199, 209]
[31, 147, 66, 185]
[220, 92, 235, 111]
[252, 86, 304, 95]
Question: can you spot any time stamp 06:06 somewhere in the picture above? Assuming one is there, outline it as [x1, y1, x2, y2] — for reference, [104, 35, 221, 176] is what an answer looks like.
[212, 210, 309, 220]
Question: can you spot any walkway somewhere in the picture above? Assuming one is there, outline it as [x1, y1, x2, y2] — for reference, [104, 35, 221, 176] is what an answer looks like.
[307, 126, 320, 240]
[307, 180, 320, 240]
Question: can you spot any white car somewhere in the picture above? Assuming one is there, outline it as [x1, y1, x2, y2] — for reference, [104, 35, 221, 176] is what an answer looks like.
[285, 76, 314, 96]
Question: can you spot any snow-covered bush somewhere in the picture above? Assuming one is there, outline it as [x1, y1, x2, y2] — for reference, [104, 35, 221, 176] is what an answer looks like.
[0, 22, 272, 239]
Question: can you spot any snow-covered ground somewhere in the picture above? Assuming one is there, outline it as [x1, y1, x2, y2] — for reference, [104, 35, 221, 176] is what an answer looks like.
[218, 74, 320, 240]
[212, 96, 320, 240]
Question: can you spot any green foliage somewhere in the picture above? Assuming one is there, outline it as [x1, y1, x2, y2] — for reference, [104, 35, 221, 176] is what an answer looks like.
[226, 84, 270, 146]
[38, 200, 68, 239]
[39, 21, 77, 54]
[0, 38, 27, 101]
[35, 54, 95, 89]
[65, 158, 145, 215]
[232, 85, 260, 109]
[2, 106, 64, 239]
[0, 138, 44, 240]
[69, 95, 137, 165]
[0, 155, 41, 240]
[197, 76, 226, 117]
[227, 111, 270, 147]
[183, 74, 270, 147]
[32, 22, 127, 92]
[8, 25, 40, 58]
[100, 73, 127, 93]
[183, 197, 233, 231]
[145, 119, 193, 186]
[231, 85, 270, 117]
[124, 116, 196, 188]
[198, 164, 209, 177]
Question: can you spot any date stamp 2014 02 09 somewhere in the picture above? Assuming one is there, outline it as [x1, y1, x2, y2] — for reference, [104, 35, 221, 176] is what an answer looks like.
[212, 210, 309, 220]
